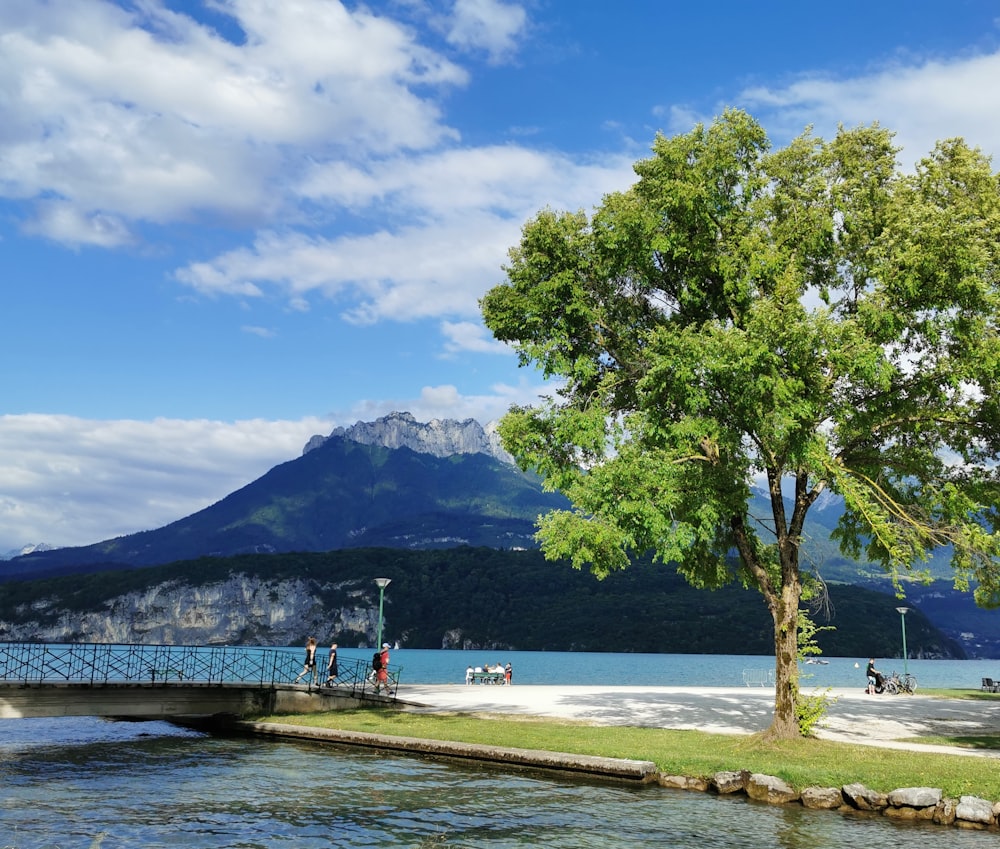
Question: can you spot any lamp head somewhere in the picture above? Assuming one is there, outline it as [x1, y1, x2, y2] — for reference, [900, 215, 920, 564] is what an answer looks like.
[374, 577, 392, 589]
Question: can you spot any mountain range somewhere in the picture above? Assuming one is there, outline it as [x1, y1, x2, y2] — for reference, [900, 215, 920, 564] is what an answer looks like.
[0, 411, 894, 583]
[2, 411, 996, 657]
[2, 412, 566, 580]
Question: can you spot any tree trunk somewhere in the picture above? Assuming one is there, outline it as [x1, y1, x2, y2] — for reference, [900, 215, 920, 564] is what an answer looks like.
[730, 508, 804, 739]
[764, 576, 802, 740]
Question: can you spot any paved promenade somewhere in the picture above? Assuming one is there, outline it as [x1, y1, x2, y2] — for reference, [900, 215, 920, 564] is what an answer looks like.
[396, 684, 1000, 758]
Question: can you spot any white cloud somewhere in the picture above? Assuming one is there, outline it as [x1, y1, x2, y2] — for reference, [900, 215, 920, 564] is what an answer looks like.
[241, 325, 276, 338]
[177, 146, 637, 323]
[177, 215, 520, 321]
[738, 51, 1000, 165]
[440, 320, 510, 354]
[0, 413, 332, 551]
[0, 0, 465, 240]
[445, 0, 528, 64]
[22, 201, 133, 248]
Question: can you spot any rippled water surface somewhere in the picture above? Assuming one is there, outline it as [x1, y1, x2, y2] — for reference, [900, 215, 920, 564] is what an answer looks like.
[1, 717, 997, 849]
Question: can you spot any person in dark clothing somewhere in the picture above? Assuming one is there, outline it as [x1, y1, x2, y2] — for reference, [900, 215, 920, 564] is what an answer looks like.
[865, 658, 882, 695]
[324, 643, 339, 686]
[294, 637, 318, 685]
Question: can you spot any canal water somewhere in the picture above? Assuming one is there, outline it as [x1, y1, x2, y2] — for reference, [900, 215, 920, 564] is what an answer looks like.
[2, 651, 998, 848]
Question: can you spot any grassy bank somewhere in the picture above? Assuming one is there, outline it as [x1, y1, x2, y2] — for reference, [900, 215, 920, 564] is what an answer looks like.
[257, 708, 1000, 800]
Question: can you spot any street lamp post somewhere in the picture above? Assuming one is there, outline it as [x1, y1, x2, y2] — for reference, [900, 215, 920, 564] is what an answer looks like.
[374, 577, 391, 650]
[896, 606, 910, 675]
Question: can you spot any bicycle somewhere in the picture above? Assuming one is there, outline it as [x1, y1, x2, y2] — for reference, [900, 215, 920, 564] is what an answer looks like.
[883, 671, 917, 694]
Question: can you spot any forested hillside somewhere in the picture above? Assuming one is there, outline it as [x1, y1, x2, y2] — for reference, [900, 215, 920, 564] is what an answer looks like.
[0, 547, 963, 658]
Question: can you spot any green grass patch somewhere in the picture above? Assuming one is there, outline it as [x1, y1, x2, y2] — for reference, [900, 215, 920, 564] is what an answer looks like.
[901, 735, 1000, 750]
[257, 709, 1000, 800]
[921, 688, 1000, 700]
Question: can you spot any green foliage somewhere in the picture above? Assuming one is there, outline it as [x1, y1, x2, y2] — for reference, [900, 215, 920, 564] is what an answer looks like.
[795, 610, 836, 737]
[795, 688, 833, 737]
[481, 109, 1000, 736]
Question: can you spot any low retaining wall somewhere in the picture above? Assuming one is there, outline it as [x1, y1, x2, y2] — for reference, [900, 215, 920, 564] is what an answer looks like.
[235, 720, 656, 782]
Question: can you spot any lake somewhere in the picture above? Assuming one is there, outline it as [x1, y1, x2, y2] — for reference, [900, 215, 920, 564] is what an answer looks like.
[344, 647, 997, 690]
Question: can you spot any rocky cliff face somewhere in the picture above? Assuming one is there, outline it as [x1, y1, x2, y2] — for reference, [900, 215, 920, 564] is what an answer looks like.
[303, 411, 514, 464]
[0, 575, 381, 647]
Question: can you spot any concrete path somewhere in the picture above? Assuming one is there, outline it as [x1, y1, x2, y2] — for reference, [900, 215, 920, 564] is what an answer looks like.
[396, 684, 1000, 758]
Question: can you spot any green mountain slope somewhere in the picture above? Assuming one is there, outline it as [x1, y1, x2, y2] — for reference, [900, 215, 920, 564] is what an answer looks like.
[5, 437, 569, 579]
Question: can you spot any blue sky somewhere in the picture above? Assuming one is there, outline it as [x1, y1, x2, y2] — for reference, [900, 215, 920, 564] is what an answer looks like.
[3, 0, 1000, 553]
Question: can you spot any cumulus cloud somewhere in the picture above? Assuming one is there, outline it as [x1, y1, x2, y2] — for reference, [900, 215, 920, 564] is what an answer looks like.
[177, 146, 636, 322]
[0, 0, 465, 242]
[444, 0, 528, 63]
[737, 51, 1000, 164]
[440, 320, 511, 355]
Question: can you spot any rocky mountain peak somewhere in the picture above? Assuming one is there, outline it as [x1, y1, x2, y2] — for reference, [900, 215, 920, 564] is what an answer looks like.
[303, 411, 514, 464]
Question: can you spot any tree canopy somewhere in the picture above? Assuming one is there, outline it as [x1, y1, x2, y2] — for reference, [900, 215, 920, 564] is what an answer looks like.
[480, 109, 1000, 738]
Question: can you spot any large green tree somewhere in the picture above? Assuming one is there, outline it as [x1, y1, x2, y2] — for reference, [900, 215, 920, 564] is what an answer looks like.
[480, 109, 1000, 739]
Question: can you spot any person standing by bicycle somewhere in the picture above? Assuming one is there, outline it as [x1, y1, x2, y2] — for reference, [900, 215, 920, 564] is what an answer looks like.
[865, 658, 882, 695]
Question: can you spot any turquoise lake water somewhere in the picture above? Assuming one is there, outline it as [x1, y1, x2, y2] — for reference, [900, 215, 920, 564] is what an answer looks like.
[335, 647, 995, 690]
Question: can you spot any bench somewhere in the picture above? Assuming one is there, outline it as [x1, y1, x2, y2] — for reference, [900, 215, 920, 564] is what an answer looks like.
[742, 668, 774, 687]
[470, 671, 505, 685]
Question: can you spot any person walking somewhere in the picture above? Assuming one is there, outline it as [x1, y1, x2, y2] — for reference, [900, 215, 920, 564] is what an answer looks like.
[374, 643, 390, 692]
[324, 643, 339, 686]
[504, 662, 512, 685]
[294, 637, 318, 685]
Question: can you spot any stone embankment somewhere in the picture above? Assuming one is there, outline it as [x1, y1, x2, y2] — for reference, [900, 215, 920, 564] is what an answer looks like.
[233, 721, 999, 833]
[661, 770, 999, 831]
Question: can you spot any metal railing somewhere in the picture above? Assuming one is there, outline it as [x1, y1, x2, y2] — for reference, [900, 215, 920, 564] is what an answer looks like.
[0, 642, 399, 698]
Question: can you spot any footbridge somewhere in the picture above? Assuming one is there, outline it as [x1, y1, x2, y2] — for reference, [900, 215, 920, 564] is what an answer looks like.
[0, 642, 400, 720]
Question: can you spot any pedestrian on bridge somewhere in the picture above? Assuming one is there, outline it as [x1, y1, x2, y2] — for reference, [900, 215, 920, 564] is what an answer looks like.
[324, 643, 339, 686]
[294, 637, 318, 685]
[374, 643, 390, 692]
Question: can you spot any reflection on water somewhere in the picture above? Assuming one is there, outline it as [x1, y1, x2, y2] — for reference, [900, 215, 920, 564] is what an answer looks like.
[0, 718, 996, 848]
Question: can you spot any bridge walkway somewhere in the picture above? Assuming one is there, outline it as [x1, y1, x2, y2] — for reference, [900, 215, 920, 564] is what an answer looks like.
[0, 642, 400, 719]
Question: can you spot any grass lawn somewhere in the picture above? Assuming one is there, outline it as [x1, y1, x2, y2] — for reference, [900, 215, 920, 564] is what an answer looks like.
[256, 706, 1000, 801]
